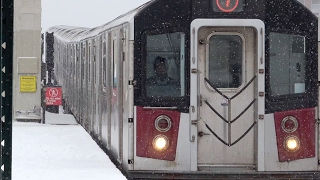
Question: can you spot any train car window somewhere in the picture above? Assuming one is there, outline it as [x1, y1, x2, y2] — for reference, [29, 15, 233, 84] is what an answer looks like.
[212, 0, 245, 13]
[145, 32, 185, 97]
[292, 36, 305, 53]
[269, 32, 306, 96]
[207, 34, 243, 88]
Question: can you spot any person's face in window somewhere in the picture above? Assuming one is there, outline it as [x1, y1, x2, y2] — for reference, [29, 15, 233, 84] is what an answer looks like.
[155, 62, 167, 78]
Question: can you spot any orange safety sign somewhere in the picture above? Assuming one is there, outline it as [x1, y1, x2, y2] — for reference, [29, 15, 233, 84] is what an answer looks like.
[45, 87, 62, 106]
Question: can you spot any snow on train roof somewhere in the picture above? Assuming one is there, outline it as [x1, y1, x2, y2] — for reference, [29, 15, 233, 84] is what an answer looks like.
[47, 1, 153, 43]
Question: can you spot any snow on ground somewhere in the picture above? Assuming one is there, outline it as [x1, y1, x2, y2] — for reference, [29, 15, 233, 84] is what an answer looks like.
[12, 107, 127, 180]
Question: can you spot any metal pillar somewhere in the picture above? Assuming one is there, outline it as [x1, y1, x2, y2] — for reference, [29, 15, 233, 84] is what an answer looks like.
[1, 0, 14, 179]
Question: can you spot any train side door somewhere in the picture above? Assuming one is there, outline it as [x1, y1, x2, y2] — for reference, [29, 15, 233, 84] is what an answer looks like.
[110, 29, 124, 163]
[190, 19, 265, 170]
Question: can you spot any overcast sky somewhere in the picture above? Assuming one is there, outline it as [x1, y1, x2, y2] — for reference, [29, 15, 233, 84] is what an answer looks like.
[41, 0, 150, 32]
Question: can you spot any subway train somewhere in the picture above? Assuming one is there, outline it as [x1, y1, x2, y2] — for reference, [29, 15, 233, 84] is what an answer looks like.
[45, 0, 320, 179]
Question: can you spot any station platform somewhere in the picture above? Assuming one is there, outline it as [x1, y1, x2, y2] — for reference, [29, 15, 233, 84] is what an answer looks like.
[12, 107, 127, 180]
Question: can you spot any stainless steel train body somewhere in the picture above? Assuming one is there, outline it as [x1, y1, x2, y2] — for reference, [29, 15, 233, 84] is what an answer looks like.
[45, 0, 320, 178]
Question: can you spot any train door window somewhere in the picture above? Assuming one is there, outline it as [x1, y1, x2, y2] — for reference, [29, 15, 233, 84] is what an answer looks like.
[207, 33, 243, 89]
[107, 33, 112, 90]
[145, 32, 185, 97]
[81, 42, 85, 81]
[76, 44, 79, 86]
[72, 45, 74, 78]
[70, 45, 73, 78]
[63, 45, 65, 69]
[113, 39, 117, 89]
[76, 44, 79, 63]
[85, 42, 88, 80]
[93, 41, 96, 84]
[88, 42, 91, 83]
[71, 45, 74, 75]
[269, 32, 306, 96]
[102, 35, 107, 87]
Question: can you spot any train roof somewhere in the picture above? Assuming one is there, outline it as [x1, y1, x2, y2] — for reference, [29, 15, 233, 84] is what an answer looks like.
[47, 0, 317, 43]
[46, 0, 153, 43]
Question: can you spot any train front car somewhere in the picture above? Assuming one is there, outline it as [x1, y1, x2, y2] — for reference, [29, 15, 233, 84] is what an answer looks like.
[45, 0, 319, 179]
[132, 0, 319, 178]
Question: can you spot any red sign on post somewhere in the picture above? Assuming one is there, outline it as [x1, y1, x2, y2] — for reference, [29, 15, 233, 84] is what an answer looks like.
[46, 87, 62, 106]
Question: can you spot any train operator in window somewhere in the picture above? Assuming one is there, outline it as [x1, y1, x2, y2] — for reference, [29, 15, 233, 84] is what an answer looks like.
[146, 56, 181, 97]
[147, 56, 178, 85]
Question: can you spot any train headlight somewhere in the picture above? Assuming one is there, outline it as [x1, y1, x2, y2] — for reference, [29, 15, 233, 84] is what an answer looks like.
[155, 115, 172, 132]
[281, 116, 298, 133]
[284, 136, 300, 152]
[152, 135, 169, 151]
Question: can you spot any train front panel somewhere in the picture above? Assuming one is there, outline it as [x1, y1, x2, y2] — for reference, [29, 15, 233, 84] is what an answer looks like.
[133, 0, 319, 174]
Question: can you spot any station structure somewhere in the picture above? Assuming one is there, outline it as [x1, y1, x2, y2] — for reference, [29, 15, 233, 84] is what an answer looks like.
[13, 0, 42, 121]
[2, 0, 41, 177]
[298, 0, 320, 88]
[298, 0, 320, 16]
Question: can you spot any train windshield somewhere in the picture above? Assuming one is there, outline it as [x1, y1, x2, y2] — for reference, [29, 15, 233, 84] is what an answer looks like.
[269, 32, 306, 96]
[145, 32, 185, 97]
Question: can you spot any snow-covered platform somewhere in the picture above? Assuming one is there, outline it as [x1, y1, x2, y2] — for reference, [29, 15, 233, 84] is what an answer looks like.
[12, 107, 127, 180]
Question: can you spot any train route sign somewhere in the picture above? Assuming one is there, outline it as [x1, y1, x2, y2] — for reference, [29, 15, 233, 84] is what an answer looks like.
[45, 87, 62, 106]
[213, 0, 243, 12]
